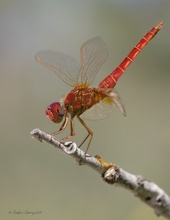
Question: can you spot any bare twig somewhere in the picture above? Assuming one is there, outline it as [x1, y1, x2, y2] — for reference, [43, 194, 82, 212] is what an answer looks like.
[30, 128, 170, 219]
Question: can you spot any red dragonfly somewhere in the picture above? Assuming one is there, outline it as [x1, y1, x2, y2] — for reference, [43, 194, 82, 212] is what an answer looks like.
[35, 22, 163, 154]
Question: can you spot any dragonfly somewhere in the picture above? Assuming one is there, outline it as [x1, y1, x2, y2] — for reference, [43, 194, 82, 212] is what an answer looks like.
[35, 22, 163, 154]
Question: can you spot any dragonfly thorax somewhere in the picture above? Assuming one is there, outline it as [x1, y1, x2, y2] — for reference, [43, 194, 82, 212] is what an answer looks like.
[64, 87, 108, 117]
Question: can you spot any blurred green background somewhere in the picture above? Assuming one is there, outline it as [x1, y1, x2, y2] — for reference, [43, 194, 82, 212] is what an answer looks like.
[0, 0, 170, 219]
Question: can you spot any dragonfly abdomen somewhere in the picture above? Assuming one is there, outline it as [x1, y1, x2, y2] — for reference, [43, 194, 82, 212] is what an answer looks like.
[99, 22, 163, 89]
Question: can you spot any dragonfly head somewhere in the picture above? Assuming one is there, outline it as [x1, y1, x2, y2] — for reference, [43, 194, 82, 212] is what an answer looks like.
[46, 102, 64, 123]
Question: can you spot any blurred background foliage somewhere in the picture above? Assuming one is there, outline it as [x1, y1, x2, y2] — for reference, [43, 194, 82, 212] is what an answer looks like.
[0, 0, 170, 219]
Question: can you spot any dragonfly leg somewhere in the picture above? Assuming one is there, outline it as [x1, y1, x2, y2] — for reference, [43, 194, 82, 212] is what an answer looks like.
[51, 113, 69, 136]
[76, 115, 93, 154]
[51, 114, 76, 143]
[60, 116, 75, 141]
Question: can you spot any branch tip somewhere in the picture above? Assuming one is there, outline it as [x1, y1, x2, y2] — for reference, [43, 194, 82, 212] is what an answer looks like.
[30, 128, 43, 142]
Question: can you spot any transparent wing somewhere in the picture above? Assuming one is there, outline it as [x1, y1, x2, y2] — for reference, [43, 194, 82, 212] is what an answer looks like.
[82, 89, 126, 120]
[108, 90, 126, 116]
[35, 50, 81, 86]
[82, 97, 114, 120]
[78, 37, 108, 85]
